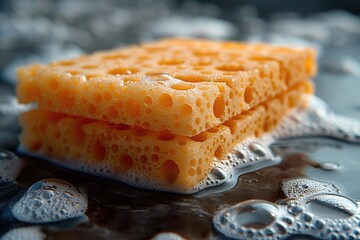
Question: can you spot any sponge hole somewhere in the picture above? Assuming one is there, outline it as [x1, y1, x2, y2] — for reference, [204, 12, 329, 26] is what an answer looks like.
[144, 96, 152, 106]
[171, 83, 195, 91]
[119, 154, 134, 171]
[93, 140, 106, 161]
[59, 89, 75, 108]
[181, 104, 192, 116]
[158, 93, 173, 108]
[58, 60, 75, 66]
[214, 145, 223, 158]
[216, 64, 245, 72]
[213, 96, 225, 118]
[125, 98, 141, 117]
[158, 59, 184, 65]
[82, 65, 97, 69]
[244, 86, 253, 104]
[102, 53, 128, 60]
[162, 160, 180, 184]
[190, 132, 208, 142]
[108, 67, 139, 75]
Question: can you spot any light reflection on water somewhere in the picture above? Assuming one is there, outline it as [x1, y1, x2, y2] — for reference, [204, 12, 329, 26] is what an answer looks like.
[1, 1, 360, 239]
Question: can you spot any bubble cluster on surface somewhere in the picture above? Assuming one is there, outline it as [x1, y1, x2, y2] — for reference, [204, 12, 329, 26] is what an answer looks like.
[151, 232, 184, 240]
[194, 138, 280, 194]
[214, 177, 360, 240]
[271, 96, 360, 143]
[11, 178, 87, 223]
[281, 177, 339, 198]
[1, 227, 45, 240]
[0, 149, 24, 182]
[196, 95, 360, 193]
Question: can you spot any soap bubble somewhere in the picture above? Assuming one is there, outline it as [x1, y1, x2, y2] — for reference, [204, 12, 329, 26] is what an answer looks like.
[0, 149, 24, 182]
[12, 178, 87, 223]
[1, 227, 45, 240]
[151, 232, 184, 240]
[281, 177, 339, 198]
[214, 178, 360, 240]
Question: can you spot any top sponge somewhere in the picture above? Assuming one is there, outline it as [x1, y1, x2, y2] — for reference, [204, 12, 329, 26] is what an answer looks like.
[17, 38, 316, 137]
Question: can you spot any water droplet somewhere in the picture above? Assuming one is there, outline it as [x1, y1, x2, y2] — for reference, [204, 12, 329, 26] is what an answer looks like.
[234, 149, 246, 159]
[0, 149, 17, 161]
[2, 227, 45, 240]
[60, 208, 67, 215]
[213, 200, 280, 239]
[301, 213, 313, 222]
[231, 201, 279, 229]
[264, 227, 275, 236]
[219, 215, 228, 225]
[63, 191, 74, 199]
[209, 167, 228, 181]
[33, 199, 43, 209]
[142, 73, 173, 84]
[282, 217, 293, 225]
[342, 223, 351, 231]
[26, 192, 36, 199]
[313, 219, 325, 230]
[305, 194, 357, 219]
[319, 162, 340, 171]
[0, 149, 24, 182]
[287, 205, 304, 216]
[41, 189, 54, 199]
[12, 178, 87, 223]
[249, 142, 267, 157]
[273, 222, 287, 234]
[151, 232, 184, 240]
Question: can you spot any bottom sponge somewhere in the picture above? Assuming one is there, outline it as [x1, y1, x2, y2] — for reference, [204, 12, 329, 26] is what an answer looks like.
[19, 81, 312, 193]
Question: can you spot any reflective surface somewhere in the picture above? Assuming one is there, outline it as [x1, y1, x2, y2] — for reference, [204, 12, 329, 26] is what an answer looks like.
[1, 1, 360, 239]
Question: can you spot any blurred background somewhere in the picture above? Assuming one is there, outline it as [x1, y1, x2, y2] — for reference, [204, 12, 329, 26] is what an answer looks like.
[1, 0, 360, 84]
[1, 0, 360, 148]
[1, 2, 360, 239]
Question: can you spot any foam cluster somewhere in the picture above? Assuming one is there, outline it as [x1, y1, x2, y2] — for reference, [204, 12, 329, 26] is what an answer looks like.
[12, 178, 87, 223]
[213, 178, 360, 240]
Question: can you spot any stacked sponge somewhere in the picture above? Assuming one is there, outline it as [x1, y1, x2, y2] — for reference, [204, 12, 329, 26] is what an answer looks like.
[17, 38, 316, 193]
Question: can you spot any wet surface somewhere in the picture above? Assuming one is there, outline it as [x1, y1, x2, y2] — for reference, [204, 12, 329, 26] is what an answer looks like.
[2, 134, 360, 239]
[1, 1, 360, 239]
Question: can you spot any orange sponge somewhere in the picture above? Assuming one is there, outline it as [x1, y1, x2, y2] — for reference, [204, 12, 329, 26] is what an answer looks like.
[19, 81, 312, 192]
[17, 38, 316, 136]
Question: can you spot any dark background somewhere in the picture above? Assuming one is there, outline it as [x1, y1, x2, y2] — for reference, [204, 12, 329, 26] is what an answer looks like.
[1, 1, 360, 239]
[1, 0, 360, 85]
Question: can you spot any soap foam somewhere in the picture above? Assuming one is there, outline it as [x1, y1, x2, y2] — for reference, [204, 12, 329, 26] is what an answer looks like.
[214, 178, 360, 240]
[0, 149, 24, 183]
[11, 178, 88, 223]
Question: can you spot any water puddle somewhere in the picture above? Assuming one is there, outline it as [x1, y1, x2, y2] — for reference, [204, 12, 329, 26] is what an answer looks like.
[0, 92, 359, 239]
[214, 178, 360, 239]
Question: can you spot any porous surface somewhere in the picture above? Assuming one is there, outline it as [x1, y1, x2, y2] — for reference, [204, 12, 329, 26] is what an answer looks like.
[19, 82, 311, 193]
[17, 38, 316, 136]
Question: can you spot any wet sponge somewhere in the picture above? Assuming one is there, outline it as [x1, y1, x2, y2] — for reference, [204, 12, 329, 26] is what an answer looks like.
[19, 82, 312, 193]
[17, 38, 316, 193]
[17, 38, 316, 136]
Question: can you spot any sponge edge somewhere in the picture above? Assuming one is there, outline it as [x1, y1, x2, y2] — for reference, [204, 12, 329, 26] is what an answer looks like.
[16, 38, 316, 137]
[18, 81, 312, 193]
